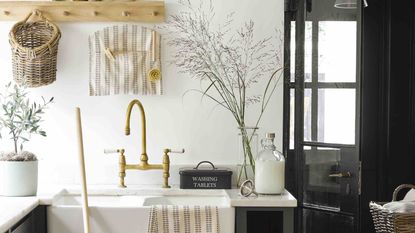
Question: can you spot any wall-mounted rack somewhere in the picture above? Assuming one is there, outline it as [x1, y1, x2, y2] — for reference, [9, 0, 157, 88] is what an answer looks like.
[0, 0, 165, 22]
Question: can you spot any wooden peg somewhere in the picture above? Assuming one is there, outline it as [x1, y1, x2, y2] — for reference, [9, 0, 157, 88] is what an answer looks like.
[63, 11, 70, 16]
[92, 11, 98, 16]
[122, 11, 129, 17]
[152, 11, 158, 17]
[3, 11, 10, 16]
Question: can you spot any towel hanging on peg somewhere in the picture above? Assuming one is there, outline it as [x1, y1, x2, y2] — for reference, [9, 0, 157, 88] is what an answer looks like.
[89, 25, 162, 96]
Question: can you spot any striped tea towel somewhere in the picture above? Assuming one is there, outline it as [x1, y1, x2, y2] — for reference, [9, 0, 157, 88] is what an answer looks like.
[148, 205, 220, 233]
[89, 25, 162, 96]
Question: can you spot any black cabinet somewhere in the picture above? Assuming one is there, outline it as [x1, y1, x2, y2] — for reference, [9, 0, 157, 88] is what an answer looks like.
[235, 207, 294, 233]
[5, 206, 46, 233]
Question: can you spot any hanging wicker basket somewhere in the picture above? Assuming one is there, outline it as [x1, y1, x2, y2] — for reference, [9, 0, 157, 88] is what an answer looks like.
[370, 184, 415, 233]
[9, 10, 61, 87]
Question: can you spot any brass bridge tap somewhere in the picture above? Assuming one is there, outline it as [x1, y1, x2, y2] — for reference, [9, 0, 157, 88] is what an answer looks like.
[105, 99, 184, 188]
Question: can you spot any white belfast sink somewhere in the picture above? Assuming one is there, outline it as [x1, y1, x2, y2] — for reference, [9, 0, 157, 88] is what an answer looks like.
[142, 195, 230, 206]
[47, 189, 235, 233]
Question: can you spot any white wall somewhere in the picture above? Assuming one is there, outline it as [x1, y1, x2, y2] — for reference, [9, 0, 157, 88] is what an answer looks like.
[0, 0, 284, 186]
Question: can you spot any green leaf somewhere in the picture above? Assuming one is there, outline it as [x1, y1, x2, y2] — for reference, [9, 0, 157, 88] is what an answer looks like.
[0, 83, 53, 144]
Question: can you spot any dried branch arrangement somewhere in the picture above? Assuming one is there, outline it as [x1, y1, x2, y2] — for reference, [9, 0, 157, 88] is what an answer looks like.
[164, 0, 284, 184]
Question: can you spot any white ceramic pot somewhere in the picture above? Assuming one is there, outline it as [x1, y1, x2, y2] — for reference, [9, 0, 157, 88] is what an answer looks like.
[0, 160, 38, 196]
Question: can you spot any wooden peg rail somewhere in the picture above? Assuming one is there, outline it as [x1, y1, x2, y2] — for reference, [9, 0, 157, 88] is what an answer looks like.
[0, 1, 165, 22]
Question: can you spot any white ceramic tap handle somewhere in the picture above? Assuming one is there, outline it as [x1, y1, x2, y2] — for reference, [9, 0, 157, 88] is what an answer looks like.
[170, 149, 185, 154]
[104, 149, 120, 154]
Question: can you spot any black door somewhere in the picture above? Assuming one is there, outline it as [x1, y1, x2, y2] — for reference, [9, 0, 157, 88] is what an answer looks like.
[284, 0, 362, 232]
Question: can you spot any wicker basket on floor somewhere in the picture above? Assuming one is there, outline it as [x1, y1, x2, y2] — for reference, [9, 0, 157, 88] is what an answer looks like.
[9, 10, 61, 87]
[370, 184, 415, 233]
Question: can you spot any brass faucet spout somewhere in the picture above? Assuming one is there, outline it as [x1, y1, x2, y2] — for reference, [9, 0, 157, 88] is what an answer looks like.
[113, 99, 183, 188]
[125, 99, 147, 156]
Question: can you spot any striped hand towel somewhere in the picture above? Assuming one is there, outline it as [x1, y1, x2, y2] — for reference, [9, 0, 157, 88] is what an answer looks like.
[89, 25, 162, 96]
[148, 205, 220, 233]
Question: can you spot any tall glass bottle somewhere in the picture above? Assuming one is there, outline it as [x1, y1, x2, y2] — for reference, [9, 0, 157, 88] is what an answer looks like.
[255, 133, 285, 194]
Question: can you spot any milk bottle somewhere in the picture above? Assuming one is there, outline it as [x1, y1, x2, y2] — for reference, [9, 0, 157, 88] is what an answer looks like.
[255, 133, 285, 194]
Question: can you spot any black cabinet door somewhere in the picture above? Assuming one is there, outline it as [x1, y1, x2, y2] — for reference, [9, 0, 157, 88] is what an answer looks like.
[10, 216, 33, 233]
[8, 206, 47, 233]
[235, 207, 294, 233]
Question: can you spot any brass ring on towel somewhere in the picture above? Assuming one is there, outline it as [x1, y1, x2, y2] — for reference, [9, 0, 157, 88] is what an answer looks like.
[148, 68, 161, 81]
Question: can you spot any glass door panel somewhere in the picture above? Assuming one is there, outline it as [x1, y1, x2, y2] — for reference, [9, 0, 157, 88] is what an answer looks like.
[303, 145, 358, 213]
[290, 21, 296, 83]
[318, 89, 356, 144]
[305, 21, 312, 82]
[290, 21, 313, 83]
[303, 209, 355, 233]
[304, 89, 312, 142]
[289, 89, 295, 149]
[318, 21, 357, 83]
[303, 146, 341, 210]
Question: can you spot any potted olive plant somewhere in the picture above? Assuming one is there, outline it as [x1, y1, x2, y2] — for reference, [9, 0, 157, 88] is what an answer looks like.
[0, 83, 53, 196]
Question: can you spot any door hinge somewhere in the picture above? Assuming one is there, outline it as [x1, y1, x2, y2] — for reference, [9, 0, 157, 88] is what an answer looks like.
[358, 161, 362, 195]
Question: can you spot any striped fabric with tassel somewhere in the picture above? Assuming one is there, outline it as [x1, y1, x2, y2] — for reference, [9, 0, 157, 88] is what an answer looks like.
[148, 205, 220, 233]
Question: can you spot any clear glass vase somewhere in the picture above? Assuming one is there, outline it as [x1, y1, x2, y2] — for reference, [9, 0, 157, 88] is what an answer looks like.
[237, 126, 258, 187]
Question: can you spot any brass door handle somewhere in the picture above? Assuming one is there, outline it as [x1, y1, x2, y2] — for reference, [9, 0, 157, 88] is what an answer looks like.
[329, 172, 352, 178]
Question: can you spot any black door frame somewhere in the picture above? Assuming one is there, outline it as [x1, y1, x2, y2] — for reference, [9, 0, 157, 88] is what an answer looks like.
[283, 0, 363, 232]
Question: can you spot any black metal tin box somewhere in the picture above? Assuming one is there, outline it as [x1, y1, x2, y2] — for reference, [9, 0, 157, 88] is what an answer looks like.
[179, 161, 233, 189]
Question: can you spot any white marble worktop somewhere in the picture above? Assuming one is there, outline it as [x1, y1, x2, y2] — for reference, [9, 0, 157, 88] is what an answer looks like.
[0, 197, 39, 233]
[0, 187, 65, 233]
[0, 185, 297, 233]
[226, 189, 297, 207]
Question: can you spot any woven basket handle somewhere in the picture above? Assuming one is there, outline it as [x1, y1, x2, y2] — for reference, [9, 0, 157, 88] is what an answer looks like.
[392, 184, 415, 201]
[22, 10, 47, 23]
